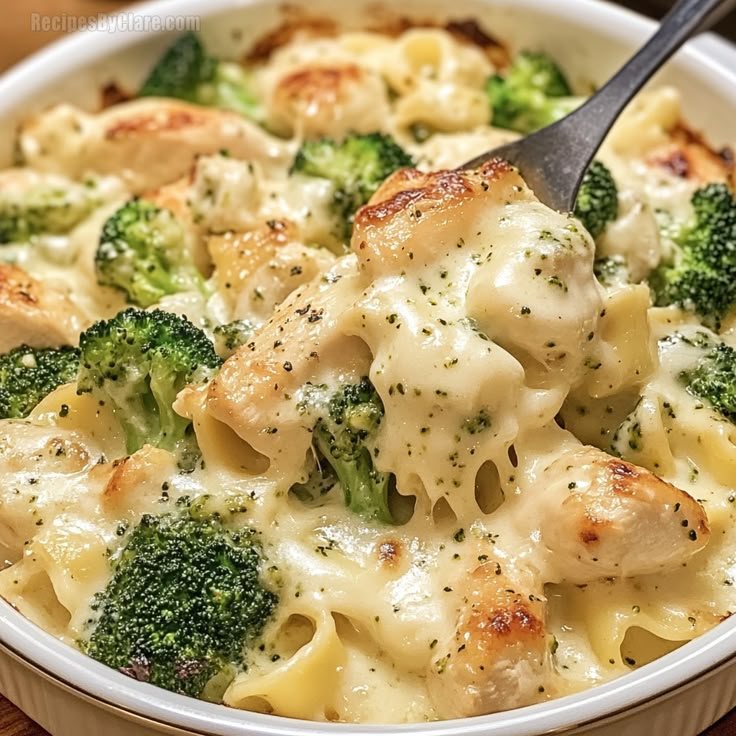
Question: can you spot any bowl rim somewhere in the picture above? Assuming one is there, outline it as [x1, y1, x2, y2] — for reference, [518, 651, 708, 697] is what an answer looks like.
[1, 598, 735, 736]
[0, 0, 735, 733]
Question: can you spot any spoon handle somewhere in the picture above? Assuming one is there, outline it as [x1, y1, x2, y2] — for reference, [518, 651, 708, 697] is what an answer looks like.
[569, 0, 726, 160]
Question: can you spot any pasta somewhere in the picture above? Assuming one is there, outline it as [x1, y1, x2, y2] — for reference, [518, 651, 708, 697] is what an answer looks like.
[0, 15, 734, 726]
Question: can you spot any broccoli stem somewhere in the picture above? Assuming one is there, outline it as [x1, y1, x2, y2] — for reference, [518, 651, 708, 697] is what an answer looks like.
[313, 423, 393, 524]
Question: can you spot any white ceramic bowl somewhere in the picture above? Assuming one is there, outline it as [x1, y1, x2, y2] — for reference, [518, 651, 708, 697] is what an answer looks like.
[0, 1, 735, 734]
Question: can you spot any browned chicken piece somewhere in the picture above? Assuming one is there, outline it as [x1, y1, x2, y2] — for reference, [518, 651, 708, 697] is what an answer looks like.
[428, 564, 547, 718]
[428, 445, 709, 718]
[18, 99, 292, 193]
[352, 160, 532, 278]
[647, 125, 734, 187]
[208, 220, 335, 321]
[539, 445, 710, 584]
[268, 63, 391, 138]
[0, 264, 85, 352]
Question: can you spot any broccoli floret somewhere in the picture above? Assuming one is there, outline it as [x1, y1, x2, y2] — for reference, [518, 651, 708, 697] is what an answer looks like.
[610, 397, 645, 459]
[305, 377, 394, 524]
[574, 160, 619, 238]
[290, 132, 414, 242]
[0, 181, 100, 244]
[139, 32, 261, 120]
[486, 50, 581, 134]
[650, 183, 736, 330]
[212, 319, 256, 360]
[594, 255, 630, 288]
[96, 199, 206, 308]
[679, 338, 736, 423]
[0, 345, 79, 419]
[290, 455, 339, 506]
[77, 308, 222, 462]
[83, 508, 277, 700]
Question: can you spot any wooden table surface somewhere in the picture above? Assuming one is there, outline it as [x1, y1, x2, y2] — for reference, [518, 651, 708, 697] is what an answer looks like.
[1, 1, 735, 734]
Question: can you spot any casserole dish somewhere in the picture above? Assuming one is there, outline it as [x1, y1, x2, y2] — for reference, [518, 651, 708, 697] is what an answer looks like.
[0, 0, 735, 733]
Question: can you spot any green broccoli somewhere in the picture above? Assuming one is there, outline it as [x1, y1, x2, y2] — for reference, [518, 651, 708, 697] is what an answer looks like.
[290, 455, 339, 506]
[594, 255, 630, 288]
[83, 507, 277, 701]
[300, 377, 394, 524]
[610, 397, 645, 458]
[139, 32, 261, 121]
[212, 319, 256, 360]
[0, 180, 100, 244]
[650, 183, 736, 330]
[77, 308, 222, 462]
[96, 199, 206, 308]
[574, 160, 619, 238]
[290, 132, 414, 243]
[0, 344, 79, 419]
[486, 50, 581, 134]
[677, 336, 736, 423]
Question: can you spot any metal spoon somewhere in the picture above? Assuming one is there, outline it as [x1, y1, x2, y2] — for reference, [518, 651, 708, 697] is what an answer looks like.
[461, 0, 730, 212]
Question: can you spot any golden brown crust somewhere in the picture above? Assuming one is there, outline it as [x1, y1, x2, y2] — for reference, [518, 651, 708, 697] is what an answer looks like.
[19, 99, 290, 194]
[100, 82, 132, 109]
[268, 62, 389, 138]
[648, 125, 734, 187]
[0, 264, 84, 352]
[244, 9, 338, 63]
[443, 19, 509, 67]
[243, 9, 508, 66]
[104, 108, 203, 139]
[428, 564, 547, 718]
[352, 160, 527, 277]
[377, 539, 402, 567]
[274, 64, 363, 109]
[461, 568, 545, 650]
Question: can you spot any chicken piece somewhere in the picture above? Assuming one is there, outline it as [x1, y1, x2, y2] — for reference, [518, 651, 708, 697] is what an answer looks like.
[647, 125, 734, 187]
[427, 564, 547, 718]
[18, 99, 293, 193]
[208, 219, 335, 321]
[267, 63, 391, 139]
[539, 445, 709, 583]
[353, 159, 532, 278]
[0, 264, 85, 351]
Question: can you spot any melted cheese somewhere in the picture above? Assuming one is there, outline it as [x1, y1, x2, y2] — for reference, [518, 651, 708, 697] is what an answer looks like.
[0, 23, 734, 727]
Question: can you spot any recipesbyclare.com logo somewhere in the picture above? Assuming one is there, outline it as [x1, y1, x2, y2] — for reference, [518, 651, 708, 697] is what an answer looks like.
[30, 13, 201, 33]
